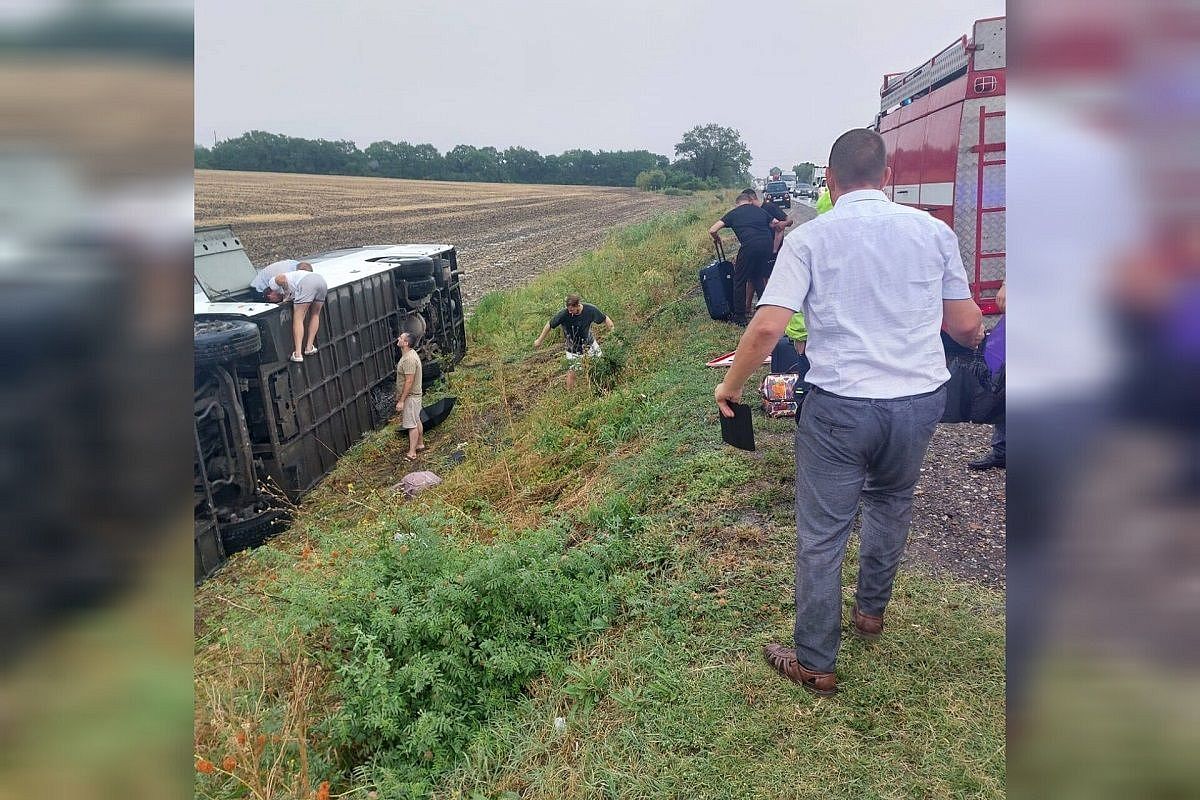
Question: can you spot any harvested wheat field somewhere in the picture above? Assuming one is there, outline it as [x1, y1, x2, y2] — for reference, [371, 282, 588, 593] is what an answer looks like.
[195, 170, 695, 308]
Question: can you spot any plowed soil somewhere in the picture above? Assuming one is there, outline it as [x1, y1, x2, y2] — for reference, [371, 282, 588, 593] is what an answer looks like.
[195, 170, 694, 309]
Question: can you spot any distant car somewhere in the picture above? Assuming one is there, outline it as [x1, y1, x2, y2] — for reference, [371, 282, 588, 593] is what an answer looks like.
[793, 182, 817, 199]
[764, 180, 791, 209]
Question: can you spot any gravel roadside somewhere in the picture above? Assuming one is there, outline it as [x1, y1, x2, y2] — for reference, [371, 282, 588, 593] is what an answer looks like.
[906, 423, 1006, 590]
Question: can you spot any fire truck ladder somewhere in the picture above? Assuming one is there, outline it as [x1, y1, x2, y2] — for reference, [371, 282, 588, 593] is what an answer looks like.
[880, 35, 969, 111]
[971, 104, 1005, 313]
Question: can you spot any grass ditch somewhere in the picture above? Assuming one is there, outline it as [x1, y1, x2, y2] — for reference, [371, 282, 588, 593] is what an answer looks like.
[194, 194, 1004, 799]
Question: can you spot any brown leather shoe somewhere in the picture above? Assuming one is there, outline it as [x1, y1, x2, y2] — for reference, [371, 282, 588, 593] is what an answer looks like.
[851, 605, 883, 640]
[762, 643, 837, 696]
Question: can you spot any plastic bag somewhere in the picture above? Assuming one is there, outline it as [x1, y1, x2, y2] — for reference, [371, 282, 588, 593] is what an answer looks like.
[393, 470, 442, 498]
[759, 373, 803, 419]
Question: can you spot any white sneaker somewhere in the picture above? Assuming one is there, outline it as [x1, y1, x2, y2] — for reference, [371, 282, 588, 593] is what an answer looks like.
[289, 353, 303, 362]
[304, 346, 318, 356]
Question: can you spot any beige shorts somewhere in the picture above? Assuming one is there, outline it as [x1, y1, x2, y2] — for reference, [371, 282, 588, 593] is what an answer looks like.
[292, 273, 328, 305]
[400, 395, 422, 429]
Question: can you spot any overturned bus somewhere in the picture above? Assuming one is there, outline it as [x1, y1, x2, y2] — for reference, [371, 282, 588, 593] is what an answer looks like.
[193, 226, 466, 580]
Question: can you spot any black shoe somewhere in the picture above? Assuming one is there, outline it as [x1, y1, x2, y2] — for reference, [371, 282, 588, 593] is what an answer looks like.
[968, 452, 1006, 470]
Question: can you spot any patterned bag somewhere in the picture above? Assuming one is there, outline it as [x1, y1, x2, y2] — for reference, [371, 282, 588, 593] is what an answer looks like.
[759, 373, 803, 419]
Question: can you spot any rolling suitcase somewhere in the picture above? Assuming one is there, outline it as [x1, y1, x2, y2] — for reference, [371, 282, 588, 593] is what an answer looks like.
[700, 240, 735, 321]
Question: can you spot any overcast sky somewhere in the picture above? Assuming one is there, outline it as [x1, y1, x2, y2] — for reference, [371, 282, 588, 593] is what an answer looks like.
[195, 0, 1005, 177]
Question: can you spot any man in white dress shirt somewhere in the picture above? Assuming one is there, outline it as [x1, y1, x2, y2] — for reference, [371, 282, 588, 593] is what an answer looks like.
[715, 128, 984, 695]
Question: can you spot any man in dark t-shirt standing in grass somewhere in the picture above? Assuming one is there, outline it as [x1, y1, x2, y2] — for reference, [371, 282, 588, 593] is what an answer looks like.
[710, 189, 784, 325]
[534, 293, 615, 389]
[760, 194, 795, 261]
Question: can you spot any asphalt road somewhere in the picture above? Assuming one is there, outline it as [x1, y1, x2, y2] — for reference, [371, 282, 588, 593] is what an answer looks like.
[782, 196, 818, 229]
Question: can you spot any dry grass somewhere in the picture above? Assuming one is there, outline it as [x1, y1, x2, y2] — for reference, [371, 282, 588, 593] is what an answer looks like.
[195, 629, 332, 799]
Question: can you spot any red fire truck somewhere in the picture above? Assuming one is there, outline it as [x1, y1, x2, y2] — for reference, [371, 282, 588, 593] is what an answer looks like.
[872, 16, 1006, 314]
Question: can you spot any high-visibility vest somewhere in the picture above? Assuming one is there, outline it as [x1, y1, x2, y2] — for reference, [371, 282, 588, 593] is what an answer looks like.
[785, 312, 807, 342]
[815, 188, 833, 215]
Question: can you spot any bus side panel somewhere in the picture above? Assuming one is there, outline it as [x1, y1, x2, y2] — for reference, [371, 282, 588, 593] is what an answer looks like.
[262, 270, 404, 495]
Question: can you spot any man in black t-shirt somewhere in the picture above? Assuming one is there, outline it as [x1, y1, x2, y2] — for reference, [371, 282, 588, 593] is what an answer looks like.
[534, 293, 615, 389]
[709, 189, 786, 324]
[759, 195, 794, 259]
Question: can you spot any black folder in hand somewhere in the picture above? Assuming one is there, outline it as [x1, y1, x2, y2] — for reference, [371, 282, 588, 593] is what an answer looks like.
[719, 402, 755, 451]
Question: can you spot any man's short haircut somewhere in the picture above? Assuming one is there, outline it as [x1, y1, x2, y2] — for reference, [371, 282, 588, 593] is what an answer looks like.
[566, 293, 581, 308]
[398, 331, 412, 346]
[737, 189, 758, 203]
[828, 128, 887, 188]
[297, 261, 313, 271]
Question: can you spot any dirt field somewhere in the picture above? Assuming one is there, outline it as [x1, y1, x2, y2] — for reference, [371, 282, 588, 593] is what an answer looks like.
[195, 170, 694, 308]
[3, 60, 191, 185]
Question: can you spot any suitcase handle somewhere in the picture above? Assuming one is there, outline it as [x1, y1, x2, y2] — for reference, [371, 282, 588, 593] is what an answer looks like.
[713, 238, 727, 264]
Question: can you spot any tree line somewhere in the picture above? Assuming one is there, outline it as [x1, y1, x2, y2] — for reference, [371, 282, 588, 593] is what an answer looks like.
[194, 124, 754, 190]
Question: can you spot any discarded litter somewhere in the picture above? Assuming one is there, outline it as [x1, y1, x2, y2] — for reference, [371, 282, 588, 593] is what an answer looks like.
[391, 470, 442, 498]
[705, 351, 771, 368]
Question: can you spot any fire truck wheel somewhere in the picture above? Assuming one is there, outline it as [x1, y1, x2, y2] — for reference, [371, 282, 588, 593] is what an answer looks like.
[194, 320, 262, 367]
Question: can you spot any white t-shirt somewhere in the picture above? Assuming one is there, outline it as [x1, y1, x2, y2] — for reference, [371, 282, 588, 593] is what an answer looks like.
[277, 270, 313, 296]
[251, 259, 299, 293]
[758, 189, 971, 399]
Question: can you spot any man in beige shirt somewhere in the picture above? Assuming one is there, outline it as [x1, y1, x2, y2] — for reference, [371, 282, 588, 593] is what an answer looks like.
[394, 332, 424, 459]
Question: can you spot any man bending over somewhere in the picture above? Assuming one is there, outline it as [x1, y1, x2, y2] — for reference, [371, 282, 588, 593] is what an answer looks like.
[534, 294, 614, 389]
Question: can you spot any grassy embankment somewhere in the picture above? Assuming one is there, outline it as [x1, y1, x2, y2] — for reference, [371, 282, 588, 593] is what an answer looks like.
[195, 195, 1004, 800]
